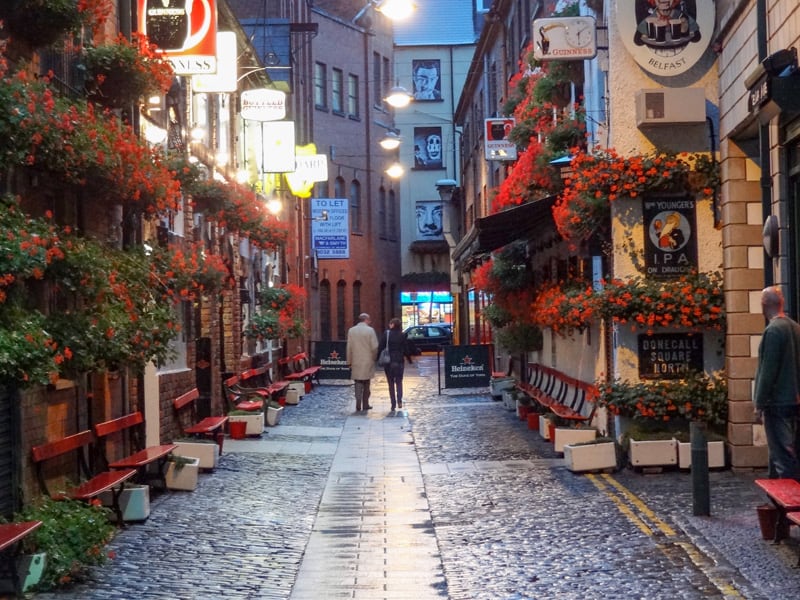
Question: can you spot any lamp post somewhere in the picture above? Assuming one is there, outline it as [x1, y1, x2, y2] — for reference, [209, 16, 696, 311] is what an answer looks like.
[353, 0, 416, 24]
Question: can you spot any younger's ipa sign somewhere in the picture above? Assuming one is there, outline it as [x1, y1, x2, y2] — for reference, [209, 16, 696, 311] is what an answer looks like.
[444, 345, 491, 388]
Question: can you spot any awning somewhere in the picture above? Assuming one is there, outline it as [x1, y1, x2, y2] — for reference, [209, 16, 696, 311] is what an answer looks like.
[452, 196, 558, 270]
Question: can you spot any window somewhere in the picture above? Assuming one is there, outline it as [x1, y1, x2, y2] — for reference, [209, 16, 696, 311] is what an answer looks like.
[383, 57, 391, 103]
[157, 301, 188, 372]
[352, 281, 362, 326]
[314, 62, 327, 109]
[378, 186, 387, 238]
[334, 176, 345, 198]
[388, 189, 397, 241]
[347, 74, 359, 118]
[373, 52, 382, 106]
[350, 179, 362, 233]
[332, 68, 343, 114]
[320, 280, 331, 340]
[337, 280, 346, 340]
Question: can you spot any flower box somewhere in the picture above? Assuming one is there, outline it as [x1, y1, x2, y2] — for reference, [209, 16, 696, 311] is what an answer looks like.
[287, 382, 305, 398]
[173, 440, 218, 470]
[266, 404, 284, 427]
[228, 412, 264, 436]
[539, 414, 552, 440]
[502, 390, 517, 411]
[677, 440, 726, 469]
[628, 438, 678, 467]
[490, 376, 515, 397]
[165, 456, 200, 491]
[554, 427, 597, 453]
[99, 484, 150, 522]
[285, 388, 300, 405]
[564, 441, 617, 473]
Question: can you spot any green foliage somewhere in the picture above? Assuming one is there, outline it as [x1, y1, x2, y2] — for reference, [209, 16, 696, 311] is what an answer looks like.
[495, 322, 543, 354]
[12, 497, 115, 590]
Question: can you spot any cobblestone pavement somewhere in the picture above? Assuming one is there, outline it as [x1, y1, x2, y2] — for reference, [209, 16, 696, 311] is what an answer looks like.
[33, 356, 800, 599]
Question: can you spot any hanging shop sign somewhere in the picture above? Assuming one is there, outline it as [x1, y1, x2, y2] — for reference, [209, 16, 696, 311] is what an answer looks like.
[241, 89, 286, 121]
[285, 144, 328, 198]
[616, 0, 714, 77]
[532, 16, 597, 61]
[311, 198, 349, 259]
[643, 194, 697, 278]
[638, 333, 703, 379]
[484, 118, 517, 161]
[138, 0, 218, 75]
[192, 31, 236, 93]
[260, 121, 295, 173]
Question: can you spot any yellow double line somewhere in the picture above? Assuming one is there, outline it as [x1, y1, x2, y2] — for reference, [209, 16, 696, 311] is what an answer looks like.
[586, 473, 742, 598]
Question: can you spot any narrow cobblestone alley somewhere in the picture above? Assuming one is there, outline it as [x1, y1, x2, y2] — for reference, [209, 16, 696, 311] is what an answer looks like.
[32, 356, 800, 600]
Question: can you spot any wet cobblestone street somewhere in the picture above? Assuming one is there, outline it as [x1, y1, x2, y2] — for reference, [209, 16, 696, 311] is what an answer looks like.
[32, 357, 800, 599]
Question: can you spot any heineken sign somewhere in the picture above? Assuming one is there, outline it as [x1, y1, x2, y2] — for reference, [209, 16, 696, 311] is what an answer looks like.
[444, 345, 491, 389]
[313, 341, 349, 380]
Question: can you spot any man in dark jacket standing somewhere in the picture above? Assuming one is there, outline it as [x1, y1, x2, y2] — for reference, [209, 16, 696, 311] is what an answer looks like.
[754, 286, 800, 478]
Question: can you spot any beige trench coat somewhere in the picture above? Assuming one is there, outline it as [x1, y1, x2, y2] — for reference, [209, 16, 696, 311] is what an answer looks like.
[346, 322, 379, 380]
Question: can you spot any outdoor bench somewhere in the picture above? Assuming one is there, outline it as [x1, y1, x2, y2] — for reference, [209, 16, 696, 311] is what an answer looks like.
[239, 365, 289, 401]
[30, 431, 136, 524]
[755, 478, 800, 558]
[223, 373, 264, 412]
[94, 412, 177, 491]
[516, 363, 597, 425]
[279, 352, 321, 389]
[0, 521, 43, 595]
[173, 387, 227, 455]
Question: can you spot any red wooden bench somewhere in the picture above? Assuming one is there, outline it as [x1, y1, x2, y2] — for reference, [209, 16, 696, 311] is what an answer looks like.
[755, 478, 800, 553]
[31, 431, 136, 524]
[238, 365, 289, 402]
[516, 364, 597, 425]
[173, 388, 227, 455]
[0, 521, 43, 595]
[223, 373, 263, 412]
[94, 412, 178, 491]
[280, 352, 321, 390]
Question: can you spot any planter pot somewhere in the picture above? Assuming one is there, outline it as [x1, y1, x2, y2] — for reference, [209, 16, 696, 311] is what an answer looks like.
[677, 440, 726, 469]
[527, 412, 540, 430]
[490, 376, 515, 397]
[99, 484, 150, 522]
[165, 457, 200, 491]
[554, 428, 597, 453]
[266, 404, 284, 427]
[173, 440, 218, 470]
[305, 380, 313, 393]
[502, 391, 516, 411]
[285, 388, 300, 405]
[564, 441, 617, 473]
[287, 382, 305, 398]
[229, 412, 264, 436]
[539, 415, 552, 440]
[628, 439, 678, 467]
[517, 404, 530, 421]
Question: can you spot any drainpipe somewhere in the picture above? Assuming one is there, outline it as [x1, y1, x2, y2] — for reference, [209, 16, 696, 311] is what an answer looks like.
[757, 0, 773, 287]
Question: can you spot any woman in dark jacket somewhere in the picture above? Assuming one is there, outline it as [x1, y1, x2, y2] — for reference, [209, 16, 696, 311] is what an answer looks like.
[377, 318, 415, 412]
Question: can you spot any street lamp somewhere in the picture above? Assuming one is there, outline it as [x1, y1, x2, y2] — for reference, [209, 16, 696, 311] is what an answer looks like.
[353, 0, 416, 23]
[436, 179, 458, 203]
[385, 163, 405, 178]
[379, 131, 402, 150]
[385, 86, 413, 108]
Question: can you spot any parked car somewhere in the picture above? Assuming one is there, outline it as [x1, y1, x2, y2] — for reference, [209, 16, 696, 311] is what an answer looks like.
[404, 324, 452, 352]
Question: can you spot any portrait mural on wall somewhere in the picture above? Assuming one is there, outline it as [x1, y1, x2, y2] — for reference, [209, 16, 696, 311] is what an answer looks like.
[413, 127, 443, 170]
[616, 0, 714, 77]
[415, 201, 444, 240]
[412, 59, 442, 101]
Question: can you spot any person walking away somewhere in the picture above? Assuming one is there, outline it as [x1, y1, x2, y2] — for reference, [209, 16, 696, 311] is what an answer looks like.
[346, 313, 379, 413]
[378, 318, 415, 412]
[753, 286, 800, 478]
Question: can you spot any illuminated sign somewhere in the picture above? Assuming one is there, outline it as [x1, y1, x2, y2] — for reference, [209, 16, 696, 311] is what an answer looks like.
[138, 0, 217, 75]
[484, 118, 517, 161]
[192, 31, 236, 92]
[533, 16, 597, 61]
[241, 89, 286, 121]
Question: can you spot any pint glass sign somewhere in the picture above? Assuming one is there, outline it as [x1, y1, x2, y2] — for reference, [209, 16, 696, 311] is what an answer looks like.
[138, 0, 218, 75]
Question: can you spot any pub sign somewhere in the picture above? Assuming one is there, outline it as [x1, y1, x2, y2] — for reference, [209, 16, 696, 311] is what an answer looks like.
[643, 195, 697, 278]
[638, 333, 703, 379]
[313, 341, 349, 380]
[444, 345, 491, 389]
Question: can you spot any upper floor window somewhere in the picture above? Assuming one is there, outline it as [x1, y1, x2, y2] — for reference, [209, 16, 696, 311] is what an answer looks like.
[347, 74, 359, 118]
[332, 68, 344, 114]
[373, 52, 382, 107]
[378, 186, 387, 239]
[388, 189, 397, 241]
[314, 62, 327, 109]
[334, 176, 345, 198]
[350, 179, 362, 233]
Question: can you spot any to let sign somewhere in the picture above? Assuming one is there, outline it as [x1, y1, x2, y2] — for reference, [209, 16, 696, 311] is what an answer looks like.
[638, 333, 703, 379]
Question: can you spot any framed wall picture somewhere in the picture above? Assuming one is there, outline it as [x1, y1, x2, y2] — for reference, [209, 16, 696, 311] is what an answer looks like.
[413, 127, 443, 170]
[415, 200, 444, 240]
[412, 59, 442, 101]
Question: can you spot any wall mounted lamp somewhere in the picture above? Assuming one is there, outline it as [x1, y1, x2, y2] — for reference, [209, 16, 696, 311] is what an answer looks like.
[385, 163, 405, 178]
[353, 0, 416, 23]
[379, 131, 402, 150]
[305, 210, 329, 222]
[436, 178, 459, 202]
[385, 86, 413, 108]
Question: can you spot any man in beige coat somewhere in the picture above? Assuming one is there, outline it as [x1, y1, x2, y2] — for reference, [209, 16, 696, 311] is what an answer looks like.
[346, 313, 379, 412]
